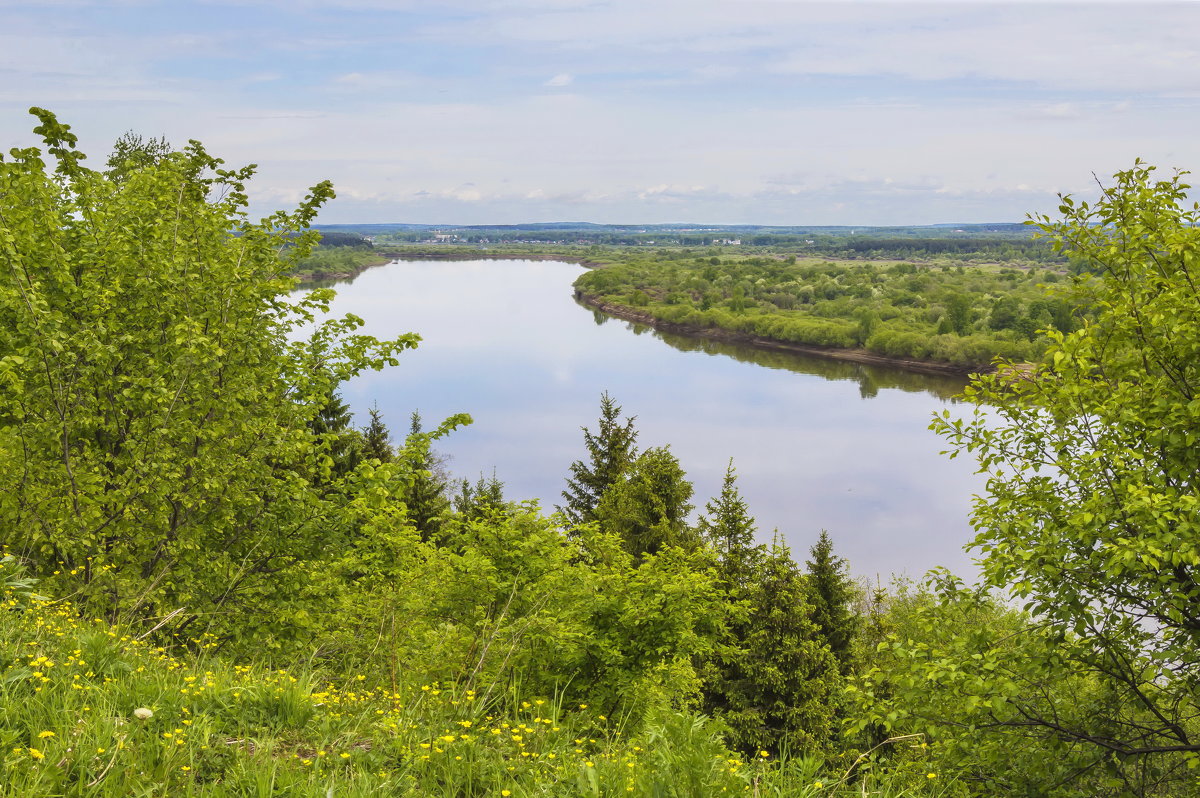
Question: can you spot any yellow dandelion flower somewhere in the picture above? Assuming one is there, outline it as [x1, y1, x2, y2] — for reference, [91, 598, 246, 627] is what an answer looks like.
[927, 773, 937, 779]
[37, 731, 55, 739]
[28, 748, 44, 760]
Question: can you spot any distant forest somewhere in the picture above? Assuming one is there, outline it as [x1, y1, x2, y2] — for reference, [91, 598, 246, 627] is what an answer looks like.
[313, 222, 1061, 262]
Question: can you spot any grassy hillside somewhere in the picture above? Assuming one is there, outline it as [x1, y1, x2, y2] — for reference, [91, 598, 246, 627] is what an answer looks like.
[0, 556, 953, 797]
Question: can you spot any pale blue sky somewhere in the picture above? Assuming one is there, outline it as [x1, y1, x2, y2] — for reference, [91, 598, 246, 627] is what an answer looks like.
[2, 0, 1197, 225]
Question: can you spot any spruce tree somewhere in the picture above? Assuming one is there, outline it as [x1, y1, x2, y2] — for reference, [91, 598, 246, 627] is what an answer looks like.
[805, 530, 859, 673]
[453, 471, 507, 521]
[697, 459, 762, 587]
[403, 411, 450, 539]
[702, 538, 840, 755]
[559, 392, 639, 525]
[308, 387, 363, 483]
[361, 404, 394, 464]
[594, 446, 696, 556]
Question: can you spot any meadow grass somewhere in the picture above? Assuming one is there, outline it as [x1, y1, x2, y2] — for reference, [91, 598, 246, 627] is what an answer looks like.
[0, 560, 957, 797]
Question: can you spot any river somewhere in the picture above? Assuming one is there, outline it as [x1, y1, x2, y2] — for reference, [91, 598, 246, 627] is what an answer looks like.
[307, 258, 987, 580]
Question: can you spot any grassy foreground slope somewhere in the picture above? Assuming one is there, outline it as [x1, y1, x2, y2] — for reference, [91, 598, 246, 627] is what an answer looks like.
[0, 557, 953, 797]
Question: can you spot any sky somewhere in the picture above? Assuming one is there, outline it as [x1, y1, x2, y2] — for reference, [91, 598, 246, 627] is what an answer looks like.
[2, 0, 1198, 225]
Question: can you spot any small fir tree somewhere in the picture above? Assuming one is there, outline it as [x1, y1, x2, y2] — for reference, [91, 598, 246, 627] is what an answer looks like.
[594, 446, 696, 556]
[805, 530, 859, 673]
[361, 404, 393, 464]
[559, 392, 639, 525]
[308, 387, 364, 484]
[453, 471, 507, 521]
[697, 459, 762, 587]
[402, 411, 450, 539]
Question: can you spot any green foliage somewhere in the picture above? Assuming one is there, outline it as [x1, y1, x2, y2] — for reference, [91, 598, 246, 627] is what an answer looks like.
[360, 404, 394, 464]
[574, 251, 1076, 368]
[308, 388, 364, 484]
[452, 471, 508, 522]
[941, 293, 972, 335]
[559, 393, 639, 526]
[703, 540, 840, 757]
[0, 574, 949, 796]
[401, 411, 453, 539]
[0, 552, 46, 606]
[0, 584, 765, 797]
[692, 466, 841, 756]
[805, 531, 859, 674]
[104, 130, 172, 182]
[319, 505, 726, 715]
[292, 243, 387, 278]
[594, 446, 697, 557]
[697, 459, 760, 587]
[0, 108, 416, 640]
[845, 574, 1182, 796]
[914, 162, 1200, 793]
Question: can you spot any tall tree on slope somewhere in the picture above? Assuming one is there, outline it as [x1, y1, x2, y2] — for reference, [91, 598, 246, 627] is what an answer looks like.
[559, 392, 639, 525]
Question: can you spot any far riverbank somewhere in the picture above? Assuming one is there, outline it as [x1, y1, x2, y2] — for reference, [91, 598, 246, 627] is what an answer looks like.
[575, 291, 990, 377]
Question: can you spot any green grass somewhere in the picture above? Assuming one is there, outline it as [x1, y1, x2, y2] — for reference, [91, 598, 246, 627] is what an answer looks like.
[0, 558, 959, 797]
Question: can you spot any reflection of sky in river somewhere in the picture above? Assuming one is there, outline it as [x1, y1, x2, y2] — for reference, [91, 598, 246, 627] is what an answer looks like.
[306, 259, 988, 580]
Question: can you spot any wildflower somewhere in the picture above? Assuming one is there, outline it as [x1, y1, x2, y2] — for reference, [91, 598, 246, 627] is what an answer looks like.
[759, 750, 770, 758]
[501, 792, 511, 797]
[37, 731, 55, 739]
[814, 783, 823, 790]
[927, 773, 937, 779]
[133, 707, 153, 720]
[28, 748, 44, 760]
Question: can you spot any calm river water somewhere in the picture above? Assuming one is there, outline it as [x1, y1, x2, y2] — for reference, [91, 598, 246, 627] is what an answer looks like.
[308, 258, 987, 579]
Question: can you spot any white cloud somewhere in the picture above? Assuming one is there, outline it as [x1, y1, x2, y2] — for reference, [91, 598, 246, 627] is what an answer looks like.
[3, 0, 1198, 224]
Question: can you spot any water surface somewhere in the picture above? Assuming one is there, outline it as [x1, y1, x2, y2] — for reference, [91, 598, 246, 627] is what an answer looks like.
[310, 259, 986, 579]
